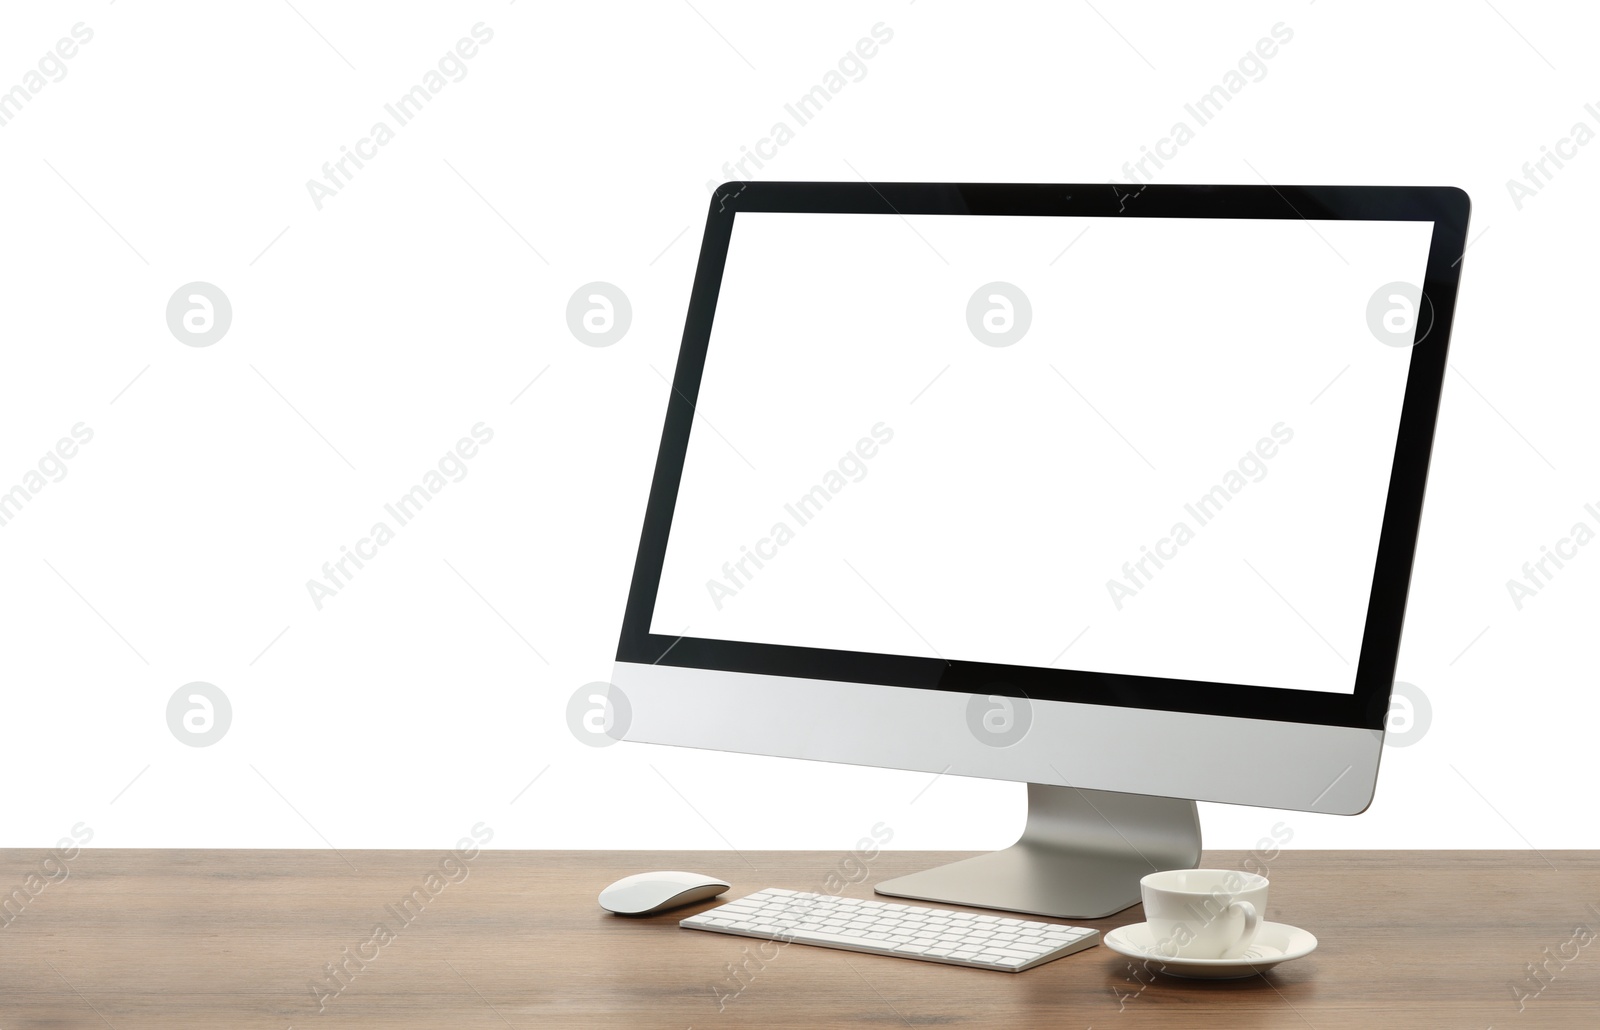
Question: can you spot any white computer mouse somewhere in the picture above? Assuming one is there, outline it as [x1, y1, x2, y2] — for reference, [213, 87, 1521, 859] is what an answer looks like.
[598, 870, 731, 916]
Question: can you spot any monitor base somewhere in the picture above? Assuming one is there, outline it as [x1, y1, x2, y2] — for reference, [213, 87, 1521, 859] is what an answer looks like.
[874, 783, 1201, 919]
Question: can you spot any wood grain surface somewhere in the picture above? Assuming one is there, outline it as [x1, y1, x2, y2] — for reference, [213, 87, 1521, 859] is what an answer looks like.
[1, 849, 1596, 1028]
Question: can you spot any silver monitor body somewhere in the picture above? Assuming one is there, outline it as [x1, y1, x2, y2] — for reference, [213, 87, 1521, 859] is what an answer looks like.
[613, 183, 1469, 917]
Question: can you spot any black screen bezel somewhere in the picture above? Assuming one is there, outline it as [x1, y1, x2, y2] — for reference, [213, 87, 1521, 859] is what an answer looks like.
[616, 181, 1470, 731]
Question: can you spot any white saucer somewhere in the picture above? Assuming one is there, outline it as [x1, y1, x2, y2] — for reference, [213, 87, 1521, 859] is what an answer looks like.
[1103, 921, 1317, 979]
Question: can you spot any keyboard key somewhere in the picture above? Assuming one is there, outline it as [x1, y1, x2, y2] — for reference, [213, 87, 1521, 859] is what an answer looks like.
[1007, 942, 1052, 955]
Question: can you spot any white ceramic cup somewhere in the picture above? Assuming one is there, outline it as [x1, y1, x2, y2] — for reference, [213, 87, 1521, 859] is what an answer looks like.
[1139, 868, 1268, 960]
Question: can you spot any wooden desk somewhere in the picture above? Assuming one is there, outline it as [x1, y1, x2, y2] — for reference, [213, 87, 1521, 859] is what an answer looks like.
[2, 849, 1596, 1027]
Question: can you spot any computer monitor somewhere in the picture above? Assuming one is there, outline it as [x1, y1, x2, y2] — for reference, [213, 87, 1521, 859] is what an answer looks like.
[613, 182, 1469, 918]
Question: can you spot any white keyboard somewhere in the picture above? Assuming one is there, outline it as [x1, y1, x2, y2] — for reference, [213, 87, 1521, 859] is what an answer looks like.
[680, 888, 1099, 972]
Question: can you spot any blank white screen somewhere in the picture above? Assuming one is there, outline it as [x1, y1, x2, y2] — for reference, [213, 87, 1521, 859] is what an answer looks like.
[650, 211, 1434, 694]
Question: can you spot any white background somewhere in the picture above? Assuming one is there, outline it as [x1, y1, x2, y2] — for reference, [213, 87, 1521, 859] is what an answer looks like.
[0, 1, 1594, 856]
[653, 212, 1430, 694]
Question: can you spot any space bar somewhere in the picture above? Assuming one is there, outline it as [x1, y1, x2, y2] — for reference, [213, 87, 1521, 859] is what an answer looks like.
[763, 927, 917, 951]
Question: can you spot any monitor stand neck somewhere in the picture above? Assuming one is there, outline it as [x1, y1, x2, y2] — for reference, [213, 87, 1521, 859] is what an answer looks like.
[874, 783, 1201, 919]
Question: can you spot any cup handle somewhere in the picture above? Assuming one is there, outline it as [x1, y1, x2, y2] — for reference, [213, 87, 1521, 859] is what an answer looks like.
[1225, 901, 1260, 957]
